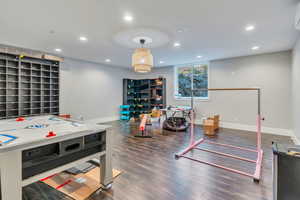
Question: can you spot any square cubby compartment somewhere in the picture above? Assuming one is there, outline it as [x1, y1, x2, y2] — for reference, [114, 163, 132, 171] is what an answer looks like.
[7, 61, 18, 68]
[7, 68, 18, 75]
[21, 96, 30, 102]
[0, 66, 6, 73]
[0, 82, 5, 88]
[0, 59, 5, 66]
[21, 69, 30, 76]
[43, 96, 50, 101]
[42, 90, 50, 96]
[0, 96, 5, 102]
[7, 89, 18, 96]
[0, 111, 6, 118]
[21, 89, 30, 96]
[7, 103, 18, 110]
[32, 63, 41, 71]
[43, 108, 50, 114]
[32, 77, 41, 83]
[43, 102, 50, 108]
[7, 110, 18, 117]
[51, 72, 59, 78]
[42, 84, 50, 89]
[21, 82, 30, 89]
[8, 82, 18, 89]
[52, 78, 58, 84]
[32, 90, 41, 96]
[0, 74, 6, 81]
[21, 103, 30, 110]
[21, 62, 31, 69]
[31, 102, 41, 108]
[51, 107, 59, 113]
[52, 90, 59, 95]
[43, 77, 50, 83]
[0, 89, 6, 96]
[7, 74, 18, 82]
[32, 70, 41, 77]
[42, 65, 50, 71]
[32, 83, 41, 89]
[20, 110, 30, 116]
[32, 108, 41, 115]
[42, 71, 50, 77]
[51, 96, 59, 101]
[7, 96, 18, 102]
[21, 76, 30, 83]
[32, 96, 41, 102]
[51, 102, 59, 107]
[51, 84, 59, 90]
[0, 104, 6, 111]
[51, 66, 59, 72]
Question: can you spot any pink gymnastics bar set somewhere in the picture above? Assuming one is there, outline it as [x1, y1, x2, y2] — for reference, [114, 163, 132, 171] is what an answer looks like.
[175, 88, 263, 182]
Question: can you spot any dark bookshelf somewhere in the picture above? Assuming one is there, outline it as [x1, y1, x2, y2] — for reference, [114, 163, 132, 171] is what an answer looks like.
[123, 77, 166, 119]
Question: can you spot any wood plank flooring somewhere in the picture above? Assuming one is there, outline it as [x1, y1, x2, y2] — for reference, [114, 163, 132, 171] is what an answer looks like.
[23, 121, 293, 200]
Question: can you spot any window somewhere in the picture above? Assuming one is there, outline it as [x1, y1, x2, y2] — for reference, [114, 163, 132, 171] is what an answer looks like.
[175, 63, 209, 99]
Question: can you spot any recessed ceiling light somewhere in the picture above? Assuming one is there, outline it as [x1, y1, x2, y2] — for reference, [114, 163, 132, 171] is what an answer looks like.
[54, 48, 62, 53]
[124, 15, 133, 22]
[105, 59, 111, 63]
[245, 25, 255, 31]
[79, 36, 88, 41]
[173, 42, 181, 47]
[251, 46, 260, 50]
[197, 55, 203, 58]
[159, 61, 165, 64]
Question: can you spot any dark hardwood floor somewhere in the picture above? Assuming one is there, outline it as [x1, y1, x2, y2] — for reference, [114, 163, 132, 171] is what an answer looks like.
[23, 121, 293, 200]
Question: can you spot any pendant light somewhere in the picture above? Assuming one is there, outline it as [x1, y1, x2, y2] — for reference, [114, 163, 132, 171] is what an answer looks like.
[132, 39, 153, 73]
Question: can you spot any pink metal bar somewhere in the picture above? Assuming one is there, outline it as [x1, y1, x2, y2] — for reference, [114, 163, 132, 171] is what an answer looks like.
[204, 140, 258, 153]
[175, 138, 205, 159]
[253, 149, 263, 180]
[194, 147, 257, 163]
[181, 155, 254, 178]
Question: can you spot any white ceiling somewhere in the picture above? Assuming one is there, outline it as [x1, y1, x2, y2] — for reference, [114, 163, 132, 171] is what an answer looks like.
[0, 0, 299, 68]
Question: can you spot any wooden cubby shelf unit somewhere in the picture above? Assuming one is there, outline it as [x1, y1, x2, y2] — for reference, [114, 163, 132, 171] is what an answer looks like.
[0, 52, 60, 119]
[123, 78, 166, 119]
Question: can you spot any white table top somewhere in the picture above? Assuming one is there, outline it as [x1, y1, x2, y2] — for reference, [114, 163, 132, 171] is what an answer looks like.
[0, 115, 110, 153]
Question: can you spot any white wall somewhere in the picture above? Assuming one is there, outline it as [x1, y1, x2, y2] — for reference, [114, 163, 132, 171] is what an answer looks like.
[60, 58, 133, 121]
[292, 37, 300, 144]
[135, 51, 293, 135]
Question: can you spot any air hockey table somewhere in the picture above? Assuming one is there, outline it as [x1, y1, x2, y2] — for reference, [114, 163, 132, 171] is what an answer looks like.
[0, 115, 113, 200]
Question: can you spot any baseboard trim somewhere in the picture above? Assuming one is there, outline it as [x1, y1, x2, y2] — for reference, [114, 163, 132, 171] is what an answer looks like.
[195, 119, 292, 137]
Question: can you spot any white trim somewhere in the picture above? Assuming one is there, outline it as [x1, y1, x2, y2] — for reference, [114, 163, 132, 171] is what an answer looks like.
[174, 62, 210, 100]
[194, 119, 293, 136]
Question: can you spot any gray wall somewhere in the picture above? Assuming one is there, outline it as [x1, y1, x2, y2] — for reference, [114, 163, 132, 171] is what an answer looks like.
[60, 58, 133, 121]
[292, 38, 300, 143]
[135, 51, 292, 133]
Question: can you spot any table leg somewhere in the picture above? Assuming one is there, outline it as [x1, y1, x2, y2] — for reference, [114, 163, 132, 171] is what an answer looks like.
[0, 150, 22, 200]
[100, 131, 113, 189]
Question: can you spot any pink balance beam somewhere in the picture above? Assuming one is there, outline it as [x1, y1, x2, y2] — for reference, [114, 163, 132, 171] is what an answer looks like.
[175, 138, 205, 159]
[204, 140, 258, 153]
[194, 147, 257, 163]
[181, 155, 254, 178]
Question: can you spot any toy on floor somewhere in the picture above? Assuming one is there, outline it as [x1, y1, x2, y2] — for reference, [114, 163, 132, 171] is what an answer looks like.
[135, 114, 152, 138]
[161, 106, 191, 132]
[203, 115, 220, 136]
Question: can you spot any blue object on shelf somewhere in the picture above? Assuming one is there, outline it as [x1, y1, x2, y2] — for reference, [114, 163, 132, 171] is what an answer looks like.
[120, 111, 130, 115]
[120, 105, 130, 109]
